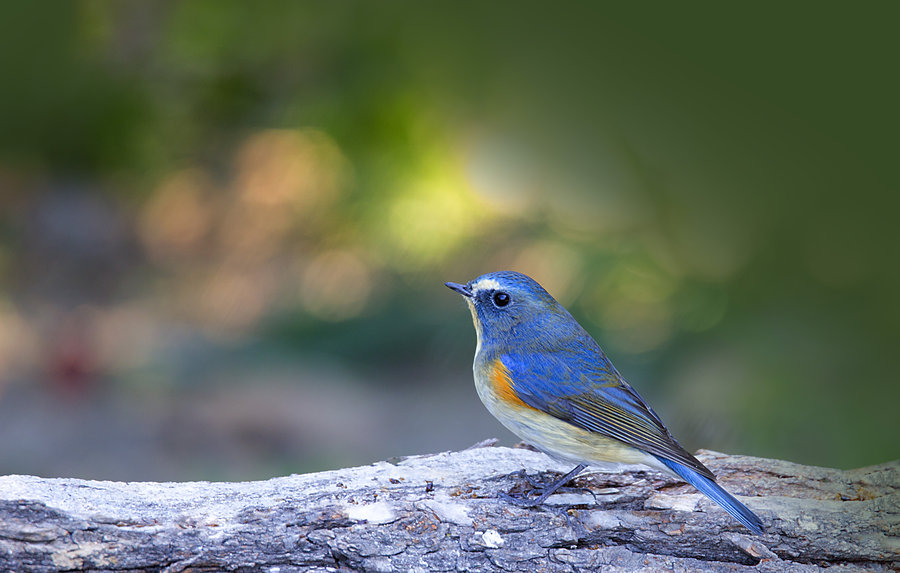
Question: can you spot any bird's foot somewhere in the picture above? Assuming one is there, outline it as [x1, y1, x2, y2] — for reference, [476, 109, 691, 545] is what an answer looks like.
[500, 466, 595, 507]
[498, 490, 542, 507]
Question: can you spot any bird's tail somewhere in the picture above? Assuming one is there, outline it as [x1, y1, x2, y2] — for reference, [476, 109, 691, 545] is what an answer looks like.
[654, 456, 764, 534]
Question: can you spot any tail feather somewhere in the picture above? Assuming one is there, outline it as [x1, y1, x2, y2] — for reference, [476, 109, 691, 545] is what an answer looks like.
[655, 456, 764, 534]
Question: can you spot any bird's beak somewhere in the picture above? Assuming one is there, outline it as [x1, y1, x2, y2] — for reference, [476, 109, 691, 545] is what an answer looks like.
[445, 282, 473, 298]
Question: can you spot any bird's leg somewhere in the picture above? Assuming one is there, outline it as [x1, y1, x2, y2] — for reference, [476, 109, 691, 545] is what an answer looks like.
[505, 467, 595, 499]
[501, 464, 588, 507]
[503, 468, 549, 490]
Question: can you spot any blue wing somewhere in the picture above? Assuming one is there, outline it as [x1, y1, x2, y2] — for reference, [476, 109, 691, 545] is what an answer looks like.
[498, 338, 764, 533]
[501, 344, 716, 480]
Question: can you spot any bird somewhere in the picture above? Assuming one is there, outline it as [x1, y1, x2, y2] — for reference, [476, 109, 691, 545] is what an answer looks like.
[445, 270, 764, 534]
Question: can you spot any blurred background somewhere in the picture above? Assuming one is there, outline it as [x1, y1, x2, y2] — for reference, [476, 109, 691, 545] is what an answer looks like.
[0, 3, 897, 481]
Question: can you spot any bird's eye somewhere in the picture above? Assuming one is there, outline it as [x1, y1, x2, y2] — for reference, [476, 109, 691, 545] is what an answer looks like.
[492, 291, 511, 307]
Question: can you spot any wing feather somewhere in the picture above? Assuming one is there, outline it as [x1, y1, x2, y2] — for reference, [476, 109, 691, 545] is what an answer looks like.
[501, 347, 715, 480]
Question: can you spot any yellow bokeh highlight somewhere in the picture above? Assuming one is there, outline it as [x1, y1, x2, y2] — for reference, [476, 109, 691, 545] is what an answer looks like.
[299, 250, 373, 321]
[510, 241, 583, 305]
[136, 126, 360, 334]
[462, 131, 540, 215]
[221, 128, 349, 264]
[139, 169, 215, 264]
[387, 174, 484, 267]
[234, 128, 346, 211]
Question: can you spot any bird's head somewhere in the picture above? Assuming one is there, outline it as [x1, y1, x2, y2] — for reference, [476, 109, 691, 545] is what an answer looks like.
[446, 271, 578, 353]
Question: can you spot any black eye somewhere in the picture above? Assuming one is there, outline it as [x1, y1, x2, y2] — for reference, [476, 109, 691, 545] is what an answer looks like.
[492, 291, 511, 307]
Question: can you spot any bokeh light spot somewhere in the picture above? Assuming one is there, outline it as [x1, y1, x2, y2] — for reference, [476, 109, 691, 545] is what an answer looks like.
[234, 128, 346, 213]
[463, 132, 540, 214]
[300, 250, 373, 321]
[139, 169, 214, 265]
[387, 180, 481, 267]
[510, 241, 582, 305]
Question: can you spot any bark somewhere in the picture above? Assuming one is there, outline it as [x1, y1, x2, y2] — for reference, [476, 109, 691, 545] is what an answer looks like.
[0, 443, 897, 572]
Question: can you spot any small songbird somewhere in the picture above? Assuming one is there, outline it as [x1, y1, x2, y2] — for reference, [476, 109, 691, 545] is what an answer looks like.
[446, 271, 764, 534]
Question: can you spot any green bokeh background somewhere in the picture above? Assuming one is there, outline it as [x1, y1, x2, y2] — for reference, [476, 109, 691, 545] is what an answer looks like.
[0, 3, 897, 480]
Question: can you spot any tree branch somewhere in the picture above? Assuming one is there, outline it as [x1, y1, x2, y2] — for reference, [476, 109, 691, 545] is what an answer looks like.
[0, 445, 897, 572]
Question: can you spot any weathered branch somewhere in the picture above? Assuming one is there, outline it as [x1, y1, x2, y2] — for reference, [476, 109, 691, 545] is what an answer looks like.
[0, 444, 897, 572]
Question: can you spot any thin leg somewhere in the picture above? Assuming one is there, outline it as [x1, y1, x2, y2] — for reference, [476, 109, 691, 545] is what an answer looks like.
[501, 464, 587, 507]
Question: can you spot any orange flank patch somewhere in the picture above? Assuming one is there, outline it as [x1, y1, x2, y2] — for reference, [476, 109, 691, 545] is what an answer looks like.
[489, 359, 532, 409]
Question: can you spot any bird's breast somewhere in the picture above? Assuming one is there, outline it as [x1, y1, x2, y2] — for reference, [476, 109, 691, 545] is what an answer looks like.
[473, 355, 539, 438]
[478, 357, 531, 410]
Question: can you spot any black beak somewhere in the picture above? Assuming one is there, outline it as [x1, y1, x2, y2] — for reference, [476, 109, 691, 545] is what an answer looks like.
[445, 282, 473, 297]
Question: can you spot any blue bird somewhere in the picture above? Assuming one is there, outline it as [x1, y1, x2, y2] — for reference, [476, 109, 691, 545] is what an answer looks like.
[446, 271, 764, 534]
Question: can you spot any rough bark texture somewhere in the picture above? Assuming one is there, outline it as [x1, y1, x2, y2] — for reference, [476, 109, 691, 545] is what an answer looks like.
[0, 444, 897, 572]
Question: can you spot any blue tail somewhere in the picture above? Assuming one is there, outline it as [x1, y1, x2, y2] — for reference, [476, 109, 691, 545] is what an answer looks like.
[655, 456, 764, 534]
